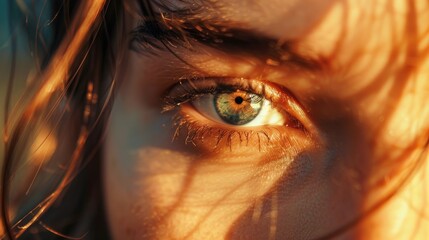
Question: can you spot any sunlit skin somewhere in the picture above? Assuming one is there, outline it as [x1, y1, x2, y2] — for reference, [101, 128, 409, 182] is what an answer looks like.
[104, 0, 429, 239]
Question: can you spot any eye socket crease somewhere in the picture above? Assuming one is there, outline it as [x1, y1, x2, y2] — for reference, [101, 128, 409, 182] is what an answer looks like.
[129, 10, 329, 73]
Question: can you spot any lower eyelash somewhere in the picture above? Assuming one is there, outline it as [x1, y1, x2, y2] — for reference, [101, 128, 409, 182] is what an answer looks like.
[162, 78, 313, 154]
[170, 112, 283, 152]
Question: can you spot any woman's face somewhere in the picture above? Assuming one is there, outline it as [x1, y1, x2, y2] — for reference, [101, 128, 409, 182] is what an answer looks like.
[104, 0, 429, 239]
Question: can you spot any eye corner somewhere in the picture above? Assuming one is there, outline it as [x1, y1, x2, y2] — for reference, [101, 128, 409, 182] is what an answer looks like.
[163, 76, 319, 155]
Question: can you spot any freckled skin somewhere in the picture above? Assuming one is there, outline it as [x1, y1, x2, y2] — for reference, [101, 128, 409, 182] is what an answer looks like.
[104, 0, 429, 239]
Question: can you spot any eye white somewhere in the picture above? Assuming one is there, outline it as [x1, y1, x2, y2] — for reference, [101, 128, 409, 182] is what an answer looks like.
[192, 94, 285, 127]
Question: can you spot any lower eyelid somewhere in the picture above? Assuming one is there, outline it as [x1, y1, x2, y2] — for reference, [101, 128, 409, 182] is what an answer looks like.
[171, 104, 311, 156]
[162, 77, 319, 156]
[164, 78, 315, 134]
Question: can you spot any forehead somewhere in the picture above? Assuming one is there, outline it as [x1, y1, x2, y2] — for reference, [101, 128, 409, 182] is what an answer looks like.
[128, 0, 429, 101]
[198, 0, 340, 39]
[176, 0, 412, 37]
[158, 0, 422, 65]
[148, 0, 426, 89]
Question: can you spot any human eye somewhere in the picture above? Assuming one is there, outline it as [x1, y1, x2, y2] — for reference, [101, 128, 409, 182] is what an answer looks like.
[162, 77, 314, 154]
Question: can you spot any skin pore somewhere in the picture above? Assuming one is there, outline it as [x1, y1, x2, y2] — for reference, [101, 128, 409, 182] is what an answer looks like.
[104, 0, 429, 239]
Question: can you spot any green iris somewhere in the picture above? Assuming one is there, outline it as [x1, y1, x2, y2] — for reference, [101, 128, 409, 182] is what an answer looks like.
[214, 91, 263, 125]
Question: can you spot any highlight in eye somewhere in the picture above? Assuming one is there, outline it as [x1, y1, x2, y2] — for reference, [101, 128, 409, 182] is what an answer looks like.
[162, 78, 312, 151]
[192, 90, 287, 127]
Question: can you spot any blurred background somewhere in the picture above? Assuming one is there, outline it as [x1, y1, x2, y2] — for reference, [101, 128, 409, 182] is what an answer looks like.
[1, 0, 8, 158]
[1, 2, 59, 233]
[1, 1, 37, 158]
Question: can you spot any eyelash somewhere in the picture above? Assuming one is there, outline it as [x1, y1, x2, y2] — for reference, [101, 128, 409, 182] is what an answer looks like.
[162, 77, 307, 151]
[170, 113, 278, 152]
[163, 78, 273, 110]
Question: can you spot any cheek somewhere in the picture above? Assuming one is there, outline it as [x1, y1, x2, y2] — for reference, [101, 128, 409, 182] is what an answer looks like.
[103, 105, 294, 239]
[104, 146, 359, 240]
[103, 146, 192, 239]
[103, 98, 363, 239]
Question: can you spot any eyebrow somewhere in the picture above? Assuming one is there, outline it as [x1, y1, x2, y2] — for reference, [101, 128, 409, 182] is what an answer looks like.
[130, 13, 327, 71]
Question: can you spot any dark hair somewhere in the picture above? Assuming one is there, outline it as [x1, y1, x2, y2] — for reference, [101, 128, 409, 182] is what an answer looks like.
[2, 1, 126, 238]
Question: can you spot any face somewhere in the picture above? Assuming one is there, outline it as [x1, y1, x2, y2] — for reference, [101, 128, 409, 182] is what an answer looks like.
[104, 0, 429, 239]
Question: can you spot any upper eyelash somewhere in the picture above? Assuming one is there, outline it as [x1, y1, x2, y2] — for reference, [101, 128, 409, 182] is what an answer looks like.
[161, 77, 309, 151]
[162, 77, 271, 112]
[162, 77, 310, 133]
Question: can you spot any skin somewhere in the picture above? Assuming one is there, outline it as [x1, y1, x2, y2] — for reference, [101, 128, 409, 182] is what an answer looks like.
[104, 0, 429, 239]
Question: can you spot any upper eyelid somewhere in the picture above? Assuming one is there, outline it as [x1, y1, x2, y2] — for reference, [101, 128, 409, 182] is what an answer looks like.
[162, 77, 316, 134]
[162, 77, 270, 106]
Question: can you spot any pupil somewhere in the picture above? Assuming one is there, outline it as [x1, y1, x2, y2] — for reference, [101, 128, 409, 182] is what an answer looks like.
[235, 96, 244, 104]
[214, 92, 263, 125]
